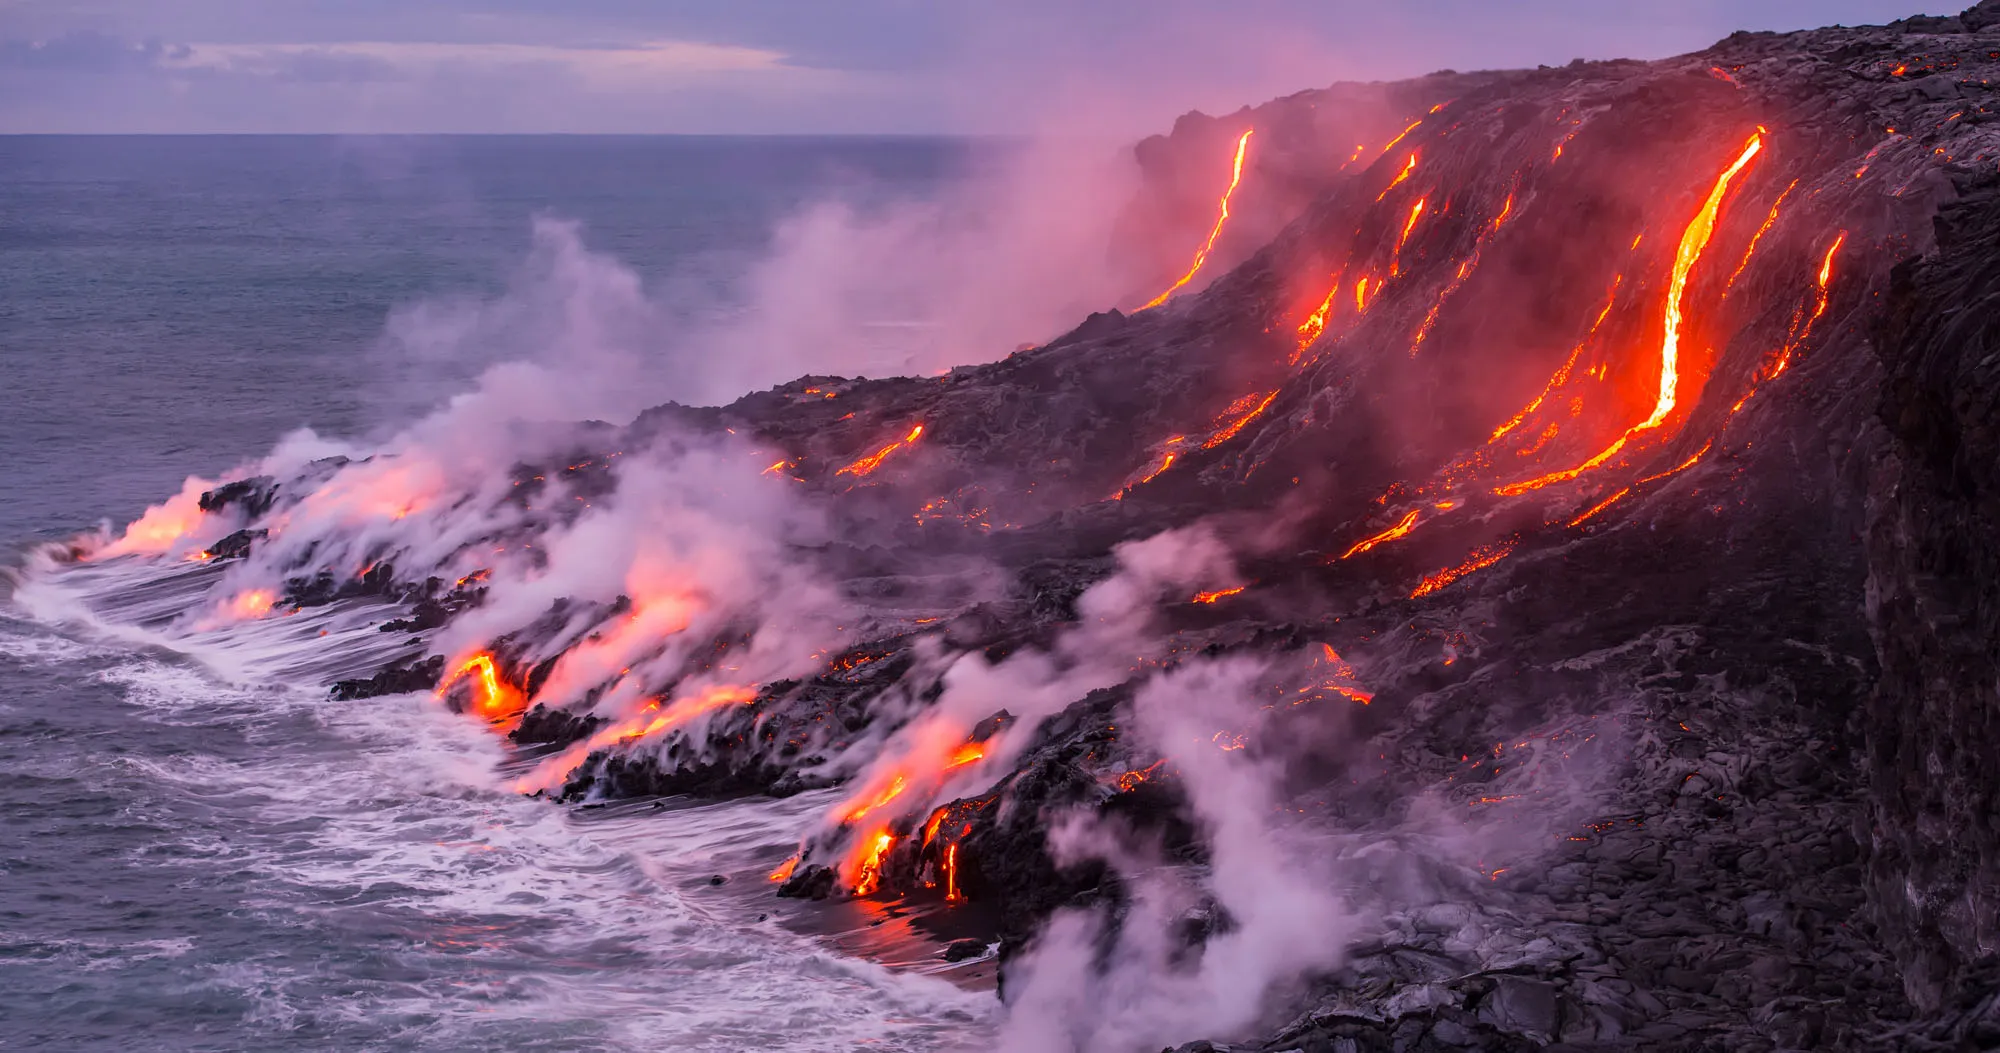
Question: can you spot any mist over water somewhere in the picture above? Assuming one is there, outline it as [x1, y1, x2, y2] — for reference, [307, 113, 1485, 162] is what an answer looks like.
[0, 134, 981, 544]
[0, 135, 1008, 1051]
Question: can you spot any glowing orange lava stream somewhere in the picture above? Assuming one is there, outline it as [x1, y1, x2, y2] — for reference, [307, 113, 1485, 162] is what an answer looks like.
[1494, 133, 1763, 496]
[851, 829, 895, 895]
[1411, 541, 1517, 598]
[839, 424, 924, 477]
[1142, 129, 1255, 310]
[1376, 153, 1419, 202]
[1487, 277, 1622, 443]
[1338, 509, 1421, 559]
[1391, 198, 1428, 276]
[437, 652, 524, 721]
[1202, 391, 1278, 449]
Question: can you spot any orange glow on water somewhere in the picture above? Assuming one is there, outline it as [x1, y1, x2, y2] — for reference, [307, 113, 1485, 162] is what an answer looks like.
[769, 856, 799, 882]
[1143, 129, 1255, 310]
[227, 590, 275, 620]
[91, 477, 213, 560]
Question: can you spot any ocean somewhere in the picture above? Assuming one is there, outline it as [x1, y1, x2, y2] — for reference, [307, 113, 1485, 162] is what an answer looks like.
[0, 135, 994, 1051]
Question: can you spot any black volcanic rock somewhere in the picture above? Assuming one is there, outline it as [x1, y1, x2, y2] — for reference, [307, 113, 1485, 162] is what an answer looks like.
[331, 654, 444, 701]
[228, 4, 2000, 1049]
[1865, 165, 2000, 1011]
[205, 528, 263, 561]
[198, 476, 278, 518]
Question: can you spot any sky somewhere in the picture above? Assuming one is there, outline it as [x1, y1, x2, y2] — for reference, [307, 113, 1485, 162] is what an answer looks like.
[0, 0, 1943, 135]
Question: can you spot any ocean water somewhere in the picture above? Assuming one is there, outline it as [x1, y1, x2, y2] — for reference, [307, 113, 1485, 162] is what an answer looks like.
[0, 135, 994, 1051]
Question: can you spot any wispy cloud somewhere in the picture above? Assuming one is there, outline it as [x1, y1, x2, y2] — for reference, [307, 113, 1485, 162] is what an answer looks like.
[159, 38, 794, 84]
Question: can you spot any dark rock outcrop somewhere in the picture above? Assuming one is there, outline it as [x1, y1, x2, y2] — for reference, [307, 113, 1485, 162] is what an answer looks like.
[1866, 165, 2000, 1009]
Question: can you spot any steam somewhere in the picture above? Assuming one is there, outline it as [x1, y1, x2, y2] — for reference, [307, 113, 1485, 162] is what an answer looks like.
[800, 525, 1238, 875]
[995, 655, 1354, 1053]
[685, 137, 1143, 400]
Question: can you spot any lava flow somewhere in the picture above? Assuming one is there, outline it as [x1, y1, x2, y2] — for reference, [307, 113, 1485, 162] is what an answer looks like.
[1493, 132, 1764, 496]
[512, 683, 756, 794]
[1338, 509, 1421, 560]
[1141, 129, 1255, 310]
[436, 652, 525, 722]
[838, 424, 925, 477]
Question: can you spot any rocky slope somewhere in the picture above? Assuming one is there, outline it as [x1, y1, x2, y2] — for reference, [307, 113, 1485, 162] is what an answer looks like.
[50, 3, 2000, 1050]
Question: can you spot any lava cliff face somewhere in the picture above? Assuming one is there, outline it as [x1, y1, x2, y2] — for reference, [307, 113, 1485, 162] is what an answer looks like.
[1868, 164, 2000, 1015]
[45, 3, 2000, 1050]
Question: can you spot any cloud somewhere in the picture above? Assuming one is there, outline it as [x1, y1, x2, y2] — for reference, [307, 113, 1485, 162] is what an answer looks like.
[0, 31, 186, 73]
[0, 0, 1934, 132]
[158, 38, 794, 85]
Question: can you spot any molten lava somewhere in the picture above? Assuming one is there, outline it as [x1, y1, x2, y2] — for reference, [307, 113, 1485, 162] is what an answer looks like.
[1338, 509, 1421, 560]
[1376, 152, 1419, 202]
[1487, 278, 1622, 443]
[851, 829, 895, 896]
[1142, 128, 1255, 310]
[944, 741, 987, 770]
[1308, 644, 1375, 705]
[1201, 391, 1278, 449]
[1725, 180, 1798, 291]
[843, 775, 909, 824]
[944, 842, 963, 904]
[769, 856, 799, 883]
[1116, 760, 1166, 792]
[1191, 586, 1246, 604]
[1411, 541, 1517, 598]
[838, 424, 925, 477]
[512, 683, 756, 794]
[1295, 268, 1346, 355]
[1391, 197, 1428, 276]
[1494, 133, 1763, 496]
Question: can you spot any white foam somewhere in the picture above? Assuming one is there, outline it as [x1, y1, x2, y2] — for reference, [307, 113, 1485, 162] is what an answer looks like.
[5, 561, 994, 1051]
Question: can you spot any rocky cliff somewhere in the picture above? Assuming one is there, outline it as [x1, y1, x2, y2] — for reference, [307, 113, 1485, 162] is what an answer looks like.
[49, 3, 2000, 1050]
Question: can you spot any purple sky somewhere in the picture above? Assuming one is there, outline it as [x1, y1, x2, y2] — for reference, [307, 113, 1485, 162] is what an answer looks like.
[0, 0, 1943, 134]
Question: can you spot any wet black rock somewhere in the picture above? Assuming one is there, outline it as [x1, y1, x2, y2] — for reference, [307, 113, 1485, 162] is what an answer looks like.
[777, 864, 838, 901]
[943, 938, 987, 962]
[205, 528, 264, 561]
[198, 476, 278, 518]
[509, 703, 605, 747]
[330, 654, 444, 701]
